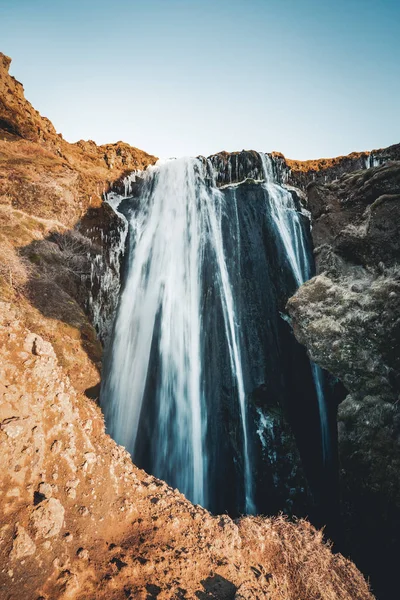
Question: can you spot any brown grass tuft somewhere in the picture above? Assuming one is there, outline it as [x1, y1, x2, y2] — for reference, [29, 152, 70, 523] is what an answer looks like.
[239, 515, 373, 600]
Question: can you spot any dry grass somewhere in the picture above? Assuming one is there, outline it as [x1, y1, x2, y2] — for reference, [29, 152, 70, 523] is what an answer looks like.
[0, 238, 32, 295]
[20, 229, 95, 285]
[239, 516, 373, 600]
[0, 204, 55, 300]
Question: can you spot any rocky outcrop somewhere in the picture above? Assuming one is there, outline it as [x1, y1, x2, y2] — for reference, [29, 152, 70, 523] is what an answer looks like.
[0, 53, 156, 229]
[280, 144, 400, 190]
[287, 162, 400, 599]
[0, 53, 58, 145]
[0, 52, 157, 189]
[206, 145, 400, 191]
[307, 162, 400, 268]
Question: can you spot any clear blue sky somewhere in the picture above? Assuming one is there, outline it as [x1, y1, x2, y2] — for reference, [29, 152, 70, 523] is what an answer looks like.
[1, 0, 399, 159]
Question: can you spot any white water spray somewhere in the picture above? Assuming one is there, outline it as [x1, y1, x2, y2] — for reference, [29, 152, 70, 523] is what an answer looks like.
[103, 157, 254, 510]
[259, 152, 330, 464]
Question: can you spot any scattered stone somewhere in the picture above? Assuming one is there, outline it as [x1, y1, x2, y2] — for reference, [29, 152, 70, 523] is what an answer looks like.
[82, 419, 93, 432]
[351, 282, 366, 293]
[50, 440, 62, 454]
[38, 482, 53, 499]
[24, 333, 55, 358]
[30, 498, 65, 538]
[66, 488, 76, 499]
[34, 338, 55, 358]
[76, 547, 89, 560]
[66, 479, 79, 488]
[110, 556, 128, 571]
[10, 525, 36, 560]
[1, 417, 24, 439]
[57, 570, 79, 595]
[84, 452, 96, 464]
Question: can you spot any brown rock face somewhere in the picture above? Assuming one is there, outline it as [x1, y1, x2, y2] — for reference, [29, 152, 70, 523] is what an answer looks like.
[9, 525, 36, 560]
[0, 52, 156, 387]
[287, 162, 400, 600]
[0, 52, 157, 227]
[0, 303, 373, 600]
[0, 53, 58, 145]
[30, 498, 65, 539]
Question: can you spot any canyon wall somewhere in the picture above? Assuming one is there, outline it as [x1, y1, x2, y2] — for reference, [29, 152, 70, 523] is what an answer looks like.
[288, 160, 400, 600]
[0, 50, 387, 599]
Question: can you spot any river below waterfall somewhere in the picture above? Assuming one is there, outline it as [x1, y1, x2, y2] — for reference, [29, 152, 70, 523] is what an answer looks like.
[101, 153, 336, 518]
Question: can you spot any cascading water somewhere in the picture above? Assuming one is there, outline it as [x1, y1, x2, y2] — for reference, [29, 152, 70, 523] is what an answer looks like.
[102, 158, 254, 511]
[259, 153, 331, 464]
[102, 152, 333, 516]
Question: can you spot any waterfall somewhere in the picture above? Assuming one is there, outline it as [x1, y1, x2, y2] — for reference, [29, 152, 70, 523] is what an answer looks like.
[102, 158, 254, 511]
[102, 153, 331, 515]
[259, 152, 330, 464]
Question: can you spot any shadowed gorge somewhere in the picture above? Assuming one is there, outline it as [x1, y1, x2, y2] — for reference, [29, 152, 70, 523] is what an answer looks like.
[101, 155, 336, 521]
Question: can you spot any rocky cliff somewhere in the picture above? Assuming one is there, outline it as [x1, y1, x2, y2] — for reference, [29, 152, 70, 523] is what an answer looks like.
[0, 51, 157, 379]
[0, 51, 379, 599]
[287, 161, 400, 599]
[206, 145, 400, 191]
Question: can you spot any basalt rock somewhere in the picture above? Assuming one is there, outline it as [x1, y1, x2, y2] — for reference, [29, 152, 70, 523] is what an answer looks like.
[281, 144, 400, 191]
[288, 162, 400, 600]
[206, 145, 400, 191]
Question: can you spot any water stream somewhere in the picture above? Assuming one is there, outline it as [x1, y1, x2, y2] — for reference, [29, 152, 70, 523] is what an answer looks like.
[259, 152, 330, 464]
[101, 154, 331, 514]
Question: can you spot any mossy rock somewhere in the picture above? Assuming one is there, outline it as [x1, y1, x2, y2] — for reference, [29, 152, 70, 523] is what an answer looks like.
[28, 252, 41, 264]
